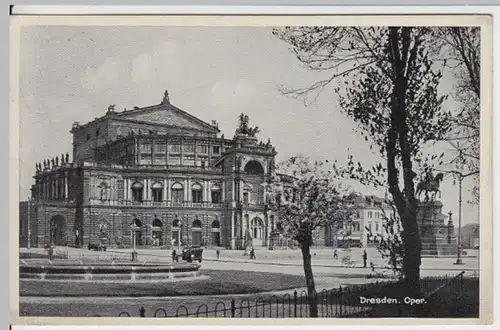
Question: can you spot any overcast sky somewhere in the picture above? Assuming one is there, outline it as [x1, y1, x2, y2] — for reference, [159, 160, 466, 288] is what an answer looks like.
[19, 26, 479, 226]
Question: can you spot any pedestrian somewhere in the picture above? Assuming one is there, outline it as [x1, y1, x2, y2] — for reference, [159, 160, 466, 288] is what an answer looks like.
[250, 248, 255, 260]
[172, 249, 177, 263]
[333, 249, 338, 260]
[363, 249, 368, 268]
[216, 249, 220, 260]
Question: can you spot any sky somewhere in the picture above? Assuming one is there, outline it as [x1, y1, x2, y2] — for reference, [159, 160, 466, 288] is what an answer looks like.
[18, 26, 479, 226]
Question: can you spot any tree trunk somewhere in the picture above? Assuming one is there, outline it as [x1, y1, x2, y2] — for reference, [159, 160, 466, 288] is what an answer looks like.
[387, 27, 422, 295]
[400, 211, 422, 294]
[300, 243, 318, 317]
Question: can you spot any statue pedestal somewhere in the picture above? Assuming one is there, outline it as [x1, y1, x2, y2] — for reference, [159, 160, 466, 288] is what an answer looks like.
[234, 134, 258, 147]
[418, 201, 457, 257]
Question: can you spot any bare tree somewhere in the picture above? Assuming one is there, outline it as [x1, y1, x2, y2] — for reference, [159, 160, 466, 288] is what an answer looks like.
[434, 27, 480, 203]
[273, 27, 452, 293]
[266, 156, 358, 317]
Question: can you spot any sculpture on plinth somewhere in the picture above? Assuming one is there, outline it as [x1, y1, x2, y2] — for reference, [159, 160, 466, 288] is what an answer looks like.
[235, 113, 260, 137]
[65, 152, 69, 164]
[416, 169, 444, 199]
[162, 90, 170, 104]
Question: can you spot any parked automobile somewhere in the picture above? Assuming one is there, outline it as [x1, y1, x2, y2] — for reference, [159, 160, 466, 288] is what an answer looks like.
[88, 243, 107, 251]
[182, 246, 203, 263]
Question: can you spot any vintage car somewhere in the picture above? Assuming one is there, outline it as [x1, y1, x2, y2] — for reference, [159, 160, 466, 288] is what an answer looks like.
[88, 243, 107, 251]
[181, 246, 203, 263]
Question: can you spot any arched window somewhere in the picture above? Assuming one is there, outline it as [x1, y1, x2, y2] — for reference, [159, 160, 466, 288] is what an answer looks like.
[251, 218, 264, 240]
[243, 184, 252, 205]
[131, 182, 144, 202]
[131, 218, 142, 228]
[172, 219, 181, 228]
[152, 219, 163, 228]
[211, 185, 222, 204]
[192, 219, 202, 229]
[244, 160, 264, 174]
[192, 183, 203, 203]
[171, 182, 184, 203]
[211, 219, 221, 246]
[151, 182, 163, 202]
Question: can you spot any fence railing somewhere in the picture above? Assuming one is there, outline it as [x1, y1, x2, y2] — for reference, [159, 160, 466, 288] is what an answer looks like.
[113, 271, 473, 318]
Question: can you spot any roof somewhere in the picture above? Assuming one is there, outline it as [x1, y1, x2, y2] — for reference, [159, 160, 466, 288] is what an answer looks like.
[71, 97, 219, 134]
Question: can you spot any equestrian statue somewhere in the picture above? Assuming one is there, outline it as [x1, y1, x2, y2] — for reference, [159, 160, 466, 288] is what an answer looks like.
[415, 169, 444, 200]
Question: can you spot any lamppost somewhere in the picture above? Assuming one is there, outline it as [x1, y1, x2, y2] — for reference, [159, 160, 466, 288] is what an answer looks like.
[441, 169, 478, 265]
[112, 212, 115, 247]
[453, 172, 464, 265]
[27, 197, 32, 249]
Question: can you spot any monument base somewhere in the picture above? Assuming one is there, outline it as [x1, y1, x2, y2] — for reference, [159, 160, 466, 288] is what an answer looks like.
[419, 200, 458, 257]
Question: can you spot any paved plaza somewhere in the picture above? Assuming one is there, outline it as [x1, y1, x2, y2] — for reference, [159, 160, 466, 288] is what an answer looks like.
[19, 246, 479, 317]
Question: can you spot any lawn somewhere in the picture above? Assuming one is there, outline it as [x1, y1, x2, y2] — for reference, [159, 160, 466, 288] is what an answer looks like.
[20, 270, 306, 297]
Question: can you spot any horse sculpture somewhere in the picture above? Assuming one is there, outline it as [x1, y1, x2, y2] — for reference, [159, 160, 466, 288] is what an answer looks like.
[415, 172, 444, 200]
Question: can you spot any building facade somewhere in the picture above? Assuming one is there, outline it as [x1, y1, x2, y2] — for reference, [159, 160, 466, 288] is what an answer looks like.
[24, 91, 283, 250]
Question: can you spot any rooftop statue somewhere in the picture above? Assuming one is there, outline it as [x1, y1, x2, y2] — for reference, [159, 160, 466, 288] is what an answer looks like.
[162, 90, 170, 104]
[107, 104, 116, 113]
[235, 113, 260, 137]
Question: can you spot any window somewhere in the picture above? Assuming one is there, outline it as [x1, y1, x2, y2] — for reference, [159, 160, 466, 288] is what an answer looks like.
[213, 146, 220, 154]
[86, 133, 91, 141]
[183, 155, 195, 166]
[211, 185, 222, 204]
[375, 223, 379, 232]
[184, 144, 194, 153]
[368, 223, 372, 232]
[141, 143, 151, 153]
[96, 129, 100, 138]
[170, 144, 181, 153]
[131, 182, 144, 202]
[368, 211, 373, 218]
[156, 144, 166, 153]
[199, 145, 208, 154]
[151, 182, 163, 202]
[167, 156, 181, 166]
[243, 192, 249, 205]
[375, 212, 380, 218]
[192, 183, 203, 203]
[171, 183, 184, 203]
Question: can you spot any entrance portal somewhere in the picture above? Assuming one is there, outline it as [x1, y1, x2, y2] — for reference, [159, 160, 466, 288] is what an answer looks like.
[250, 217, 265, 247]
[49, 215, 66, 246]
[211, 220, 221, 247]
[191, 219, 202, 247]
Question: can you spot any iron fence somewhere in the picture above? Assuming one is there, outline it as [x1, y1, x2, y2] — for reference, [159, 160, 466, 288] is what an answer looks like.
[115, 271, 473, 318]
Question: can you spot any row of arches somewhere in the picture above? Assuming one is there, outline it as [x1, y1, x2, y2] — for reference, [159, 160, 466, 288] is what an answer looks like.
[47, 215, 222, 247]
[128, 181, 222, 203]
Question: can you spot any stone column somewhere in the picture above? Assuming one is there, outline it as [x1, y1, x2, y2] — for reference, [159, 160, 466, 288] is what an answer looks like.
[166, 177, 170, 201]
[207, 180, 212, 203]
[194, 139, 198, 166]
[165, 138, 169, 165]
[151, 138, 156, 165]
[136, 138, 141, 166]
[184, 178, 188, 202]
[231, 213, 236, 250]
[64, 175, 68, 200]
[163, 178, 167, 202]
[180, 139, 184, 166]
